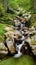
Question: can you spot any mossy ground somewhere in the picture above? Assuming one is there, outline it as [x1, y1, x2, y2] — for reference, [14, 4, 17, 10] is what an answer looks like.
[0, 55, 36, 65]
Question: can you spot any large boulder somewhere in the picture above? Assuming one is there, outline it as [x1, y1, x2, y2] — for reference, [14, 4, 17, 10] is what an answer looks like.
[0, 43, 8, 59]
[31, 45, 36, 55]
[6, 38, 16, 54]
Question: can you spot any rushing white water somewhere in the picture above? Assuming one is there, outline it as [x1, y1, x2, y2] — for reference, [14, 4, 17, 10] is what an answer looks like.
[14, 40, 24, 58]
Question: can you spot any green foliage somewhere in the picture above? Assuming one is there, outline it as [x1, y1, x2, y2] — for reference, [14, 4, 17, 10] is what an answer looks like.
[0, 24, 6, 35]
[0, 24, 6, 42]
[8, 0, 31, 10]
[31, 14, 36, 26]
[0, 3, 5, 16]
[0, 0, 35, 27]
[0, 0, 32, 17]
[8, 0, 19, 9]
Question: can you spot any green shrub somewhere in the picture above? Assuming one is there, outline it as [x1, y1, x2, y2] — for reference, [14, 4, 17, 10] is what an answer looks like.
[0, 3, 5, 16]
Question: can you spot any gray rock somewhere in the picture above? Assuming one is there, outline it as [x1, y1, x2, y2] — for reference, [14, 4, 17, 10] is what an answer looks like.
[0, 43, 8, 58]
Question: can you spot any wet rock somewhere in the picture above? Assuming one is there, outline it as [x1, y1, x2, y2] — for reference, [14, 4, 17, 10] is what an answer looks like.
[6, 38, 16, 54]
[0, 43, 8, 59]
[31, 45, 36, 55]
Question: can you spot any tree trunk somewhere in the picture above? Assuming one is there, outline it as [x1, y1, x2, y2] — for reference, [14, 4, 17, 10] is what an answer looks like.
[3, 0, 8, 11]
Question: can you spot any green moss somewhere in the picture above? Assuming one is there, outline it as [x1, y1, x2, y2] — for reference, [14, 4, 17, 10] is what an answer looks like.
[0, 55, 35, 65]
[0, 24, 6, 42]
[31, 41, 36, 45]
